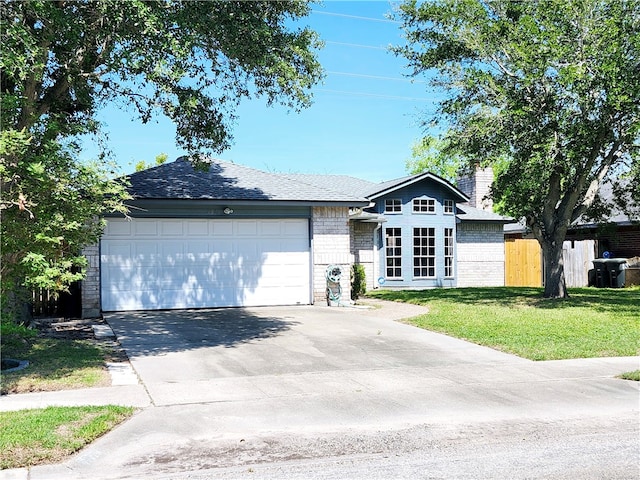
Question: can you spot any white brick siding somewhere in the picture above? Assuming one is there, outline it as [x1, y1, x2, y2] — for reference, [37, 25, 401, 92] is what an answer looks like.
[457, 222, 505, 287]
[350, 221, 377, 291]
[312, 206, 351, 303]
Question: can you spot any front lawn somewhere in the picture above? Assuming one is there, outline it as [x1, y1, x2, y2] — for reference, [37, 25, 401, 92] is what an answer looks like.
[367, 287, 640, 360]
[0, 406, 135, 469]
[1, 337, 111, 395]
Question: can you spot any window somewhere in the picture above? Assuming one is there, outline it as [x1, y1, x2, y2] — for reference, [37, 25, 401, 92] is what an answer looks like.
[443, 199, 455, 214]
[384, 199, 402, 213]
[444, 228, 454, 277]
[385, 228, 402, 278]
[413, 198, 436, 213]
[413, 227, 435, 278]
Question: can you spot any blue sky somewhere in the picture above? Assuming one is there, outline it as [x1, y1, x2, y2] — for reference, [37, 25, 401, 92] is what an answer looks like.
[81, 1, 442, 183]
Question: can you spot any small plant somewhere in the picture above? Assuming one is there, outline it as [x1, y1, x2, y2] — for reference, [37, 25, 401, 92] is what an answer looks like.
[618, 370, 640, 381]
[351, 264, 366, 301]
[1, 320, 37, 349]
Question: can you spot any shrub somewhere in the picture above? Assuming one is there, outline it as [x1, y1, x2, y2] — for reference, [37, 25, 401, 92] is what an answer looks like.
[351, 264, 366, 300]
[1, 320, 37, 349]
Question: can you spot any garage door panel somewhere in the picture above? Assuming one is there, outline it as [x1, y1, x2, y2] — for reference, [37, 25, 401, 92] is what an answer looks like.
[134, 221, 158, 236]
[236, 220, 258, 236]
[186, 220, 209, 236]
[105, 221, 132, 236]
[101, 218, 310, 311]
[211, 221, 233, 235]
[161, 221, 184, 236]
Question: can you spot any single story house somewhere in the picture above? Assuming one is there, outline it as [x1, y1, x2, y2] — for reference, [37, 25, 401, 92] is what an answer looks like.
[81, 158, 511, 316]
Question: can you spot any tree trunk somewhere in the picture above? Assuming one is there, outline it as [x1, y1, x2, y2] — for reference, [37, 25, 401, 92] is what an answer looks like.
[541, 239, 568, 299]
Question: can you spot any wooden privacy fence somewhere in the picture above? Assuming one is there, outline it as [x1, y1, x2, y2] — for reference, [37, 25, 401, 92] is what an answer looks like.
[562, 239, 596, 288]
[31, 282, 82, 318]
[505, 237, 596, 288]
[505, 238, 542, 287]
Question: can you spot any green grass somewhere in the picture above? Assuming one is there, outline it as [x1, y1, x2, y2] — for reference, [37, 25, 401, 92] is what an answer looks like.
[0, 406, 135, 469]
[368, 287, 640, 360]
[618, 370, 640, 381]
[1, 337, 111, 394]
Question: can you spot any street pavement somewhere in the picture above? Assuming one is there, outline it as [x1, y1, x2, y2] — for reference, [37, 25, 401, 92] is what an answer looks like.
[1, 300, 638, 479]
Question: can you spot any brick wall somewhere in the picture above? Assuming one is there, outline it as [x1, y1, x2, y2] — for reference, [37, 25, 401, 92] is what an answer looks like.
[312, 206, 352, 304]
[458, 166, 494, 212]
[457, 222, 505, 287]
[567, 225, 640, 259]
[350, 221, 377, 291]
[81, 244, 101, 318]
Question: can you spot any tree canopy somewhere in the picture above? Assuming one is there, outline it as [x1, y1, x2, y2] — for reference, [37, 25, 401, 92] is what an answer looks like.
[1, 0, 323, 318]
[405, 135, 462, 183]
[395, 0, 640, 298]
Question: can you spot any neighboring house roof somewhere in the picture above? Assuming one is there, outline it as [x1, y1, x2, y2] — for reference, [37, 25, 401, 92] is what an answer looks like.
[127, 157, 369, 205]
[505, 181, 639, 235]
[574, 181, 639, 228]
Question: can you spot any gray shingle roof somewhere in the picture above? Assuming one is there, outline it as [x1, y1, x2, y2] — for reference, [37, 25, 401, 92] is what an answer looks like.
[126, 157, 512, 224]
[127, 158, 369, 204]
[455, 204, 514, 223]
[283, 173, 377, 198]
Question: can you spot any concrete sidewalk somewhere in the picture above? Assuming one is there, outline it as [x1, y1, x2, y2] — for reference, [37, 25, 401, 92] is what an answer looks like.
[1, 356, 636, 414]
[0, 384, 151, 412]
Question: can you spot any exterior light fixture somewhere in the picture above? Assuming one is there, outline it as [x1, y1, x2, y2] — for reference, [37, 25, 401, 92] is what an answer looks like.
[223, 207, 233, 215]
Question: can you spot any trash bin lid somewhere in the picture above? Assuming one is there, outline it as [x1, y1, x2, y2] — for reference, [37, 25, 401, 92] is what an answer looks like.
[607, 258, 628, 265]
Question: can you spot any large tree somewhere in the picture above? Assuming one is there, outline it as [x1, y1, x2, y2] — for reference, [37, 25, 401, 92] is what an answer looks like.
[394, 0, 640, 298]
[405, 135, 462, 183]
[1, 1, 322, 318]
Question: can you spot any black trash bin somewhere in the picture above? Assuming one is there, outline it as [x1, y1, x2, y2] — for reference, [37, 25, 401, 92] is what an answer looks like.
[605, 258, 628, 288]
[592, 259, 607, 287]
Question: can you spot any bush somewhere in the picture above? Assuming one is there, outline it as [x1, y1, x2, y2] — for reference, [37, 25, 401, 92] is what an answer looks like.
[351, 264, 366, 300]
[1, 320, 37, 349]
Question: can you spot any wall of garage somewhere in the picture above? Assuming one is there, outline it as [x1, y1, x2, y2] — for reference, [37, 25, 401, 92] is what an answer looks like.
[312, 206, 352, 304]
[82, 205, 357, 316]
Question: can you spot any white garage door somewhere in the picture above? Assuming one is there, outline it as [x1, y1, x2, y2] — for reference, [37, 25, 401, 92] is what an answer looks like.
[101, 218, 311, 311]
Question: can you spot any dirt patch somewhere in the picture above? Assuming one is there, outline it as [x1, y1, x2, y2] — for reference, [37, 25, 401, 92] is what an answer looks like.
[1, 316, 131, 394]
[33, 316, 129, 363]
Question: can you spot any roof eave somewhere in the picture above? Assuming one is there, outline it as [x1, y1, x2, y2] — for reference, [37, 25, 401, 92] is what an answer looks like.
[126, 198, 370, 208]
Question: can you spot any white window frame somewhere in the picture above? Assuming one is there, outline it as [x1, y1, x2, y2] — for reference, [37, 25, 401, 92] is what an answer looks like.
[443, 199, 455, 214]
[385, 227, 402, 278]
[384, 199, 402, 213]
[413, 227, 436, 278]
[412, 198, 436, 214]
[444, 227, 454, 278]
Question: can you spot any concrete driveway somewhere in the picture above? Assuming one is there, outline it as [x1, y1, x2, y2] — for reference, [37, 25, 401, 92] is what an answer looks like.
[105, 302, 528, 408]
[14, 301, 639, 479]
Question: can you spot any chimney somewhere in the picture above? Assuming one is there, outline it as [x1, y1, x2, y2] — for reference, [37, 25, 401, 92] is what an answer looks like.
[457, 165, 494, 212]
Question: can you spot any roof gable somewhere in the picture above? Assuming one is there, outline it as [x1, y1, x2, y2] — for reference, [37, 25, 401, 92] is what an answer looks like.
[363, 172, 469, 203]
